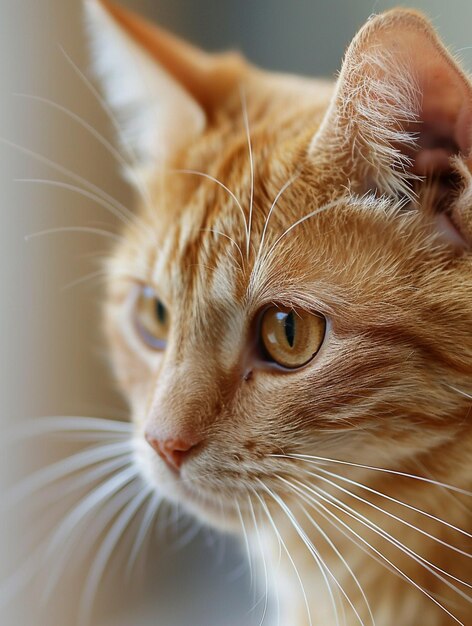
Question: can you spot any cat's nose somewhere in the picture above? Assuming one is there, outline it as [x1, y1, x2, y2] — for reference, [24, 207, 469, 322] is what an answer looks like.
[145, 433, 199, 471]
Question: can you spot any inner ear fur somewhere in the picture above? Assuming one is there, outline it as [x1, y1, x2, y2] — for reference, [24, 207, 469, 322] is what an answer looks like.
[94, 0, 246, 111]
[311, 9, 472, 198]
[85, 0, 246, 168]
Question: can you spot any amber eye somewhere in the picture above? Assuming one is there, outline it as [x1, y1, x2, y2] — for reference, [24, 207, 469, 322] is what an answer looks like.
[260, 306, 326, 369]
[134, 286, 169, 349]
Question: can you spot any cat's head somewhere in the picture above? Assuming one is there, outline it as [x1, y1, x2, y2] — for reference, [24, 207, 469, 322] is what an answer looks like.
[86, 1, 472, 527]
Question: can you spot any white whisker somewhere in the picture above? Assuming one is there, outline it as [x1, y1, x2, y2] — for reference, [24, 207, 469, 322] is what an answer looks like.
[236, 499, 254, 588]
[240, 87, 254, 260]
[37, 455, 134, 511]
[293, 478, 468, 624]
[306, 464, 472, 540]
[42, 479, 140, 608]
[16, 176, 134, 230]
[448, 385, 472, 400]
[3, 441, 132, 509]
[125, 491, 162, 579]
[252, 484, 313, 626]
[5, 416, 131, 443]
[294, 485, 451, 621]
[278, 477, 369, 626]
[14, 93, 148, 198]
[264, 197, 346, 262]
[1, 138, 139, 229]
[58, 45, 153, 209]
[62, 269, 109, 291]
[258, 479, 341, 626]
[279, 476, 375, 626]
[247, 494, 269, 626]
[25, 225, 122, 243]
[272, 454, 472, 496]
[200, 228, 245, 269]
[41, 464, 139, 601]
[301, 467, 472, 559]
[172, 169, 248, 250]
[78, 486, 151, 626]
[252, 175, 298, 282]
[311, 479, 472, 596]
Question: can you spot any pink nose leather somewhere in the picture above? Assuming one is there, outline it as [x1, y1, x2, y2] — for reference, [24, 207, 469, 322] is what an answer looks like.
[145, 434, 198, 471]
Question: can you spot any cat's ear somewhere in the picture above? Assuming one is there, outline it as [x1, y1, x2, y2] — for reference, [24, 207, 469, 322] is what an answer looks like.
[310, 9, 472, 202]
[84, 0, 244, 170]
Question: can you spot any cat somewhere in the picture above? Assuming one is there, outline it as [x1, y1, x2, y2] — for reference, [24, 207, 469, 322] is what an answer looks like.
[84, 1, 472, 624]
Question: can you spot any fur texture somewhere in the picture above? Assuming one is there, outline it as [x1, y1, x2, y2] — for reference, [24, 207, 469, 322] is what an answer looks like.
[86, 2, 472, 624]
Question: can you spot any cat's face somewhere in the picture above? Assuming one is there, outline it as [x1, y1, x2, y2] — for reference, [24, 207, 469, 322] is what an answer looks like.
[87, 1, 472, 528]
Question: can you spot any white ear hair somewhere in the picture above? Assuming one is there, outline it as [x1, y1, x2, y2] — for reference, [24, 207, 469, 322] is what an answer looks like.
[84, 0, 206, 170]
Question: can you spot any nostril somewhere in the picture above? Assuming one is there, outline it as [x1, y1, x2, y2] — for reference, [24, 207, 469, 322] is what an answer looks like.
[144, 433, 199, 472]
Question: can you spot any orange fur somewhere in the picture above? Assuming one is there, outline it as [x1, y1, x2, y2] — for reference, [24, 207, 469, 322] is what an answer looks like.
[87, 2, 472, 624]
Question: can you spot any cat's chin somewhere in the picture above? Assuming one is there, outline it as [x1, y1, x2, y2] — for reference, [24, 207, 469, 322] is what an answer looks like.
[134, 440, 240, 532]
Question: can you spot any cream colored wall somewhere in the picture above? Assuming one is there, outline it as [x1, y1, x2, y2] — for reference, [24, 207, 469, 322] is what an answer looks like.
[1, 1, 471, 625]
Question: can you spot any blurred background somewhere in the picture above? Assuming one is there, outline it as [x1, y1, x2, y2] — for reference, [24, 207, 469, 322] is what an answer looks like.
[1, 1, 471, 625]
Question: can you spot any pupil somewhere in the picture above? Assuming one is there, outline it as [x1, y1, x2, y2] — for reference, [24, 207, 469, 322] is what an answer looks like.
[155, 299, 166, 324]
[284, 311, 295, 347]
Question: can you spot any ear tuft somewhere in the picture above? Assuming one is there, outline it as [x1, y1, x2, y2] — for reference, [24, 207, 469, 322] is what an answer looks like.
[311, 9, 472, 200]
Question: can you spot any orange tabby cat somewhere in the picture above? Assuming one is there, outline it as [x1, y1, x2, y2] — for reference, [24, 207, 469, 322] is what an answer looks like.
[85, 1, 472, 624]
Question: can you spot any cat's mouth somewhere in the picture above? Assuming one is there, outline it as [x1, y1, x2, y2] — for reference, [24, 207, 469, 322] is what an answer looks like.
[172, 473, 242, 529]
[134, 440, 241, 527]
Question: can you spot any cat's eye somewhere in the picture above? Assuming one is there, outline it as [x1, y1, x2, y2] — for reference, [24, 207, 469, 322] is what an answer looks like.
[259, 306, 326, 369]
[134, 286, 169, 350]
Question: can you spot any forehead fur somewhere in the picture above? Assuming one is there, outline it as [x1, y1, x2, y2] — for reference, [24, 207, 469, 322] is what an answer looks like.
[111, 69, 458, 309]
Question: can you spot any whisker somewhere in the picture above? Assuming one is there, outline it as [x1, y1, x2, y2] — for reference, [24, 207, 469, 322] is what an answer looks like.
[240, 87, 254, 260]
[249, 490, 282, 624]
[16, 176, 134, 230]
[304, 464, 472, 540]
[25, 225, 122, 243]
[200, 228, 245, 269]
[263, 197, 346, 262]
[171, 169, 248, 247]
[3, 441, 133, 509]
[125, 491, 162, 579]
[272, 454, 472, 496]
[13, 92, 150, 202]
[5, 416, 131, 444]
[447, 385, 472, 400]
[251, 174, 298, 286]
[236, 500, 254, 588]
[41, 479, 141, 611]
[293, 483, 461, 624]
[41, 464, 139, 603]
[297, 482, 402, 583]
[300, 467, 472, 558]
[278, 477, 369, 626]
[35, 455, 134, 512]
[247, 494, 269, 626]
[58, 45, 153, 209]
[1, 137, 140, 232]
[312, 478, 472, 594]
[293, 478, 469, 623]
[257, 479, 341, 626]
[280, 476, 374, 625]
[252, 485, 313, 626]
[62, 269, 109, 291]
[78, 485, 151, 626]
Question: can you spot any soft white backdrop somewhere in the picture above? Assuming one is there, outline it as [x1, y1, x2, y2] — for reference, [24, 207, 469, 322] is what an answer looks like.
[1, 1, 471, 625]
